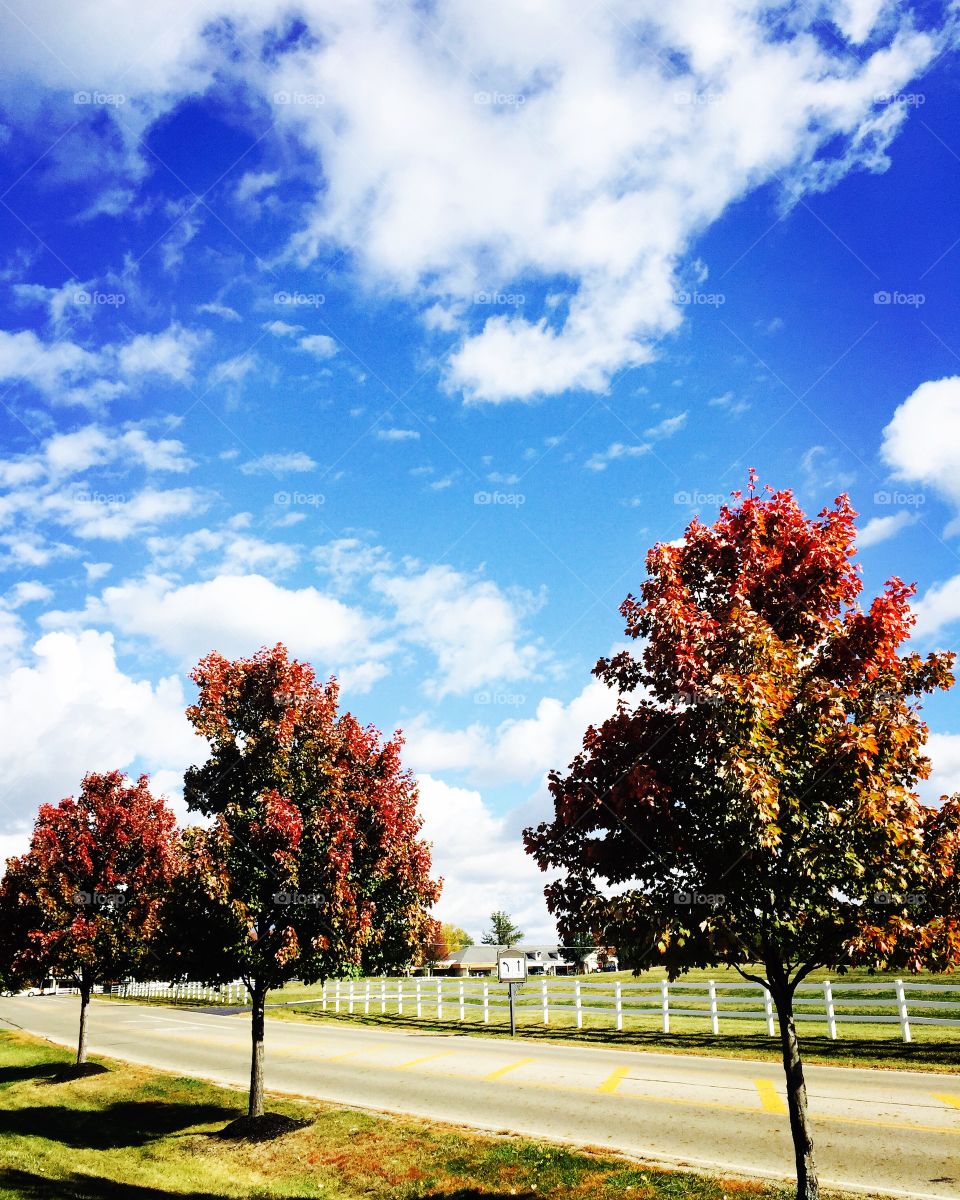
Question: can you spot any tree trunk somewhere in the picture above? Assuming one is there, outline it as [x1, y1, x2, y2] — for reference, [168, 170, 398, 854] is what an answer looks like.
[248, 982, 266, 1119]
[772, 985, 820, 1200]
[76, 980, 91, 1065]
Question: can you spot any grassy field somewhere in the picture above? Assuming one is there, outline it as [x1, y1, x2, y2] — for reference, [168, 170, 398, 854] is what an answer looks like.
[0, 1028, 801, 1200]
[262, 966, 960, 1073]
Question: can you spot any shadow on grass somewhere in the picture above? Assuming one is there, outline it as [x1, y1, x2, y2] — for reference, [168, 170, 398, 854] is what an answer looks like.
[287, 1009, 960, 1069]
[39, 1063, 110, 1085]
[0, 1060, 68, 1086]
[0, 1168, 315, 1199]
[0, 1100, 241, 1149]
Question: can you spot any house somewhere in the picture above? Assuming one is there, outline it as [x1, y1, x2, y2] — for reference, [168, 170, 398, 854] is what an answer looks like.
[418, 943, 618, 977]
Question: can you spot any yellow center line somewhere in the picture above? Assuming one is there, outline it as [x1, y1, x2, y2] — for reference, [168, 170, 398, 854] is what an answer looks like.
[754, 1078, 787, 1115]
[934, 1093, 960, 1110]
[395, 1051, 456, 1069]
[598, 1066, 629, 1094]
[483, 1058, 534, 1081]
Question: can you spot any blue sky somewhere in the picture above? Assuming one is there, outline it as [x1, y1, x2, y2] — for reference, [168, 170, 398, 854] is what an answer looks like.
[2, 1, 960, 940]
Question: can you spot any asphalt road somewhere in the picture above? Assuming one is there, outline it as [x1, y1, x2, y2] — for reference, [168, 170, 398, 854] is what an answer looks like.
[2, 995, 958, 1198]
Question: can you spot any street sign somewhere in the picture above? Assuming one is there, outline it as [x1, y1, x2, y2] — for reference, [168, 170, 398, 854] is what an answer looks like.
[497, 951, 527, 982]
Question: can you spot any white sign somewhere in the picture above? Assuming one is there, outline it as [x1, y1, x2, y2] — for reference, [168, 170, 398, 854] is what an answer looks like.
[497, 951, 527, 982]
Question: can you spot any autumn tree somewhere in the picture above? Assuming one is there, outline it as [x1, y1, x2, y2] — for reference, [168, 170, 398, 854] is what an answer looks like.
[168, 644, 440, 1122]
[416, 921, 474, 968]
[524, 480, 959, 1200]
[481, 910, 524, 945]
[0, 772, 180, 1065]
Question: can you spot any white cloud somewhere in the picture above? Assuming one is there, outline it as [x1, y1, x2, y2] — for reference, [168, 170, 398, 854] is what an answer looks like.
[373, 562, 543, 697]
[858, 509, 918, 548]
[881, 376, 960, 504]
[0, 630, 204, 845]
[406, 675, 618, 786]
[376, 428, 420, 442]
[912, 574, 960, 639]
[262, 320, 302, 337]
[210, 352, 258, 386]
[585, 441, 651, 472]
[117, 324, 204, 383]
[299, 333, 338, 358]
[197, 301, 241, 321]
[923, 732, 960, 802]
[645, 412, 688, 439]
[49, 572, 387, 676]
[7, 580, 53, 607]
[240, 451, 318, 474]
[234, 168, 279, 204]
[416, 774, 555, 940]
[46, 487, 207, 540]
[0, 3, 946, 404]
[0, 328, 103, 402]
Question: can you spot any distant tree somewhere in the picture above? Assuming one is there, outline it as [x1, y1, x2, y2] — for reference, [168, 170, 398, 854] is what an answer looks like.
[563, 930, 596, 973]
[166, 644, 440, 1122]
[0, 772, 179, 1064]
[525, 480, 959, 1200]
[443, 923, 474, 951]
[481, 910, 524, 946]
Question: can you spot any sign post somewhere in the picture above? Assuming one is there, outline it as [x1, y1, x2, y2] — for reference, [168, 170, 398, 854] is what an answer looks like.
[497, 949, 527, 1036]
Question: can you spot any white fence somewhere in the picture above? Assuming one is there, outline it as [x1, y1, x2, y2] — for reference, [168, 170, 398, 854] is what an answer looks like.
[112, 975, 960, 1042]
[300, 976, 960, 1043]
[113, 980, 250, 1005]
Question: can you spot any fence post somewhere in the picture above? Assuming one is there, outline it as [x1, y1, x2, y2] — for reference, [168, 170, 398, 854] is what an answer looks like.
[542, 981, 549, 1025]
[436, 979, 443, 1019]
[458, 980, 465, 1022]
[708, 980, 719, 1035]
[381, 980, 387, 1014]
[764, 988, 775, 1037]
[483, 981, 489, 1023]
[348, 980, 355, 1015]
[575, 979, 583, 1028]
[416, 979, 422, 1018]
[362, 981, 369, 1014]
[661, 979, 670, 1033]
[615, 980, 623, 1031]
[397, 981, 403, 1016]
[823, 980, 837, 1040]
[321, 981, 327, 1012]
[895, 979, 912, 1043]
[335, 980, 341, 1013]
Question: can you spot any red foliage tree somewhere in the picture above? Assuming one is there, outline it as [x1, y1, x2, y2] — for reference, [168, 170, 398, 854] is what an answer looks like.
[167, 644, 440, 1120]
[0, 772, 180, 1064]
[524, 479, 959, 1200]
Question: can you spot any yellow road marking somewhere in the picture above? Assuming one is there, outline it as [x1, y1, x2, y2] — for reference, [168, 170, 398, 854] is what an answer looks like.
[598, 1067, 629, 1094]
[934, 1093, 960, 1109]
[395, 1051, 456, 1069]
[754, 1078, 787, 1115]
[483, 1058, 534, 1081]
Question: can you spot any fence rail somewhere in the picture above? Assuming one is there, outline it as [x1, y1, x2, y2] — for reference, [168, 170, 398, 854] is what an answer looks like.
[111, 976, 960, 1041]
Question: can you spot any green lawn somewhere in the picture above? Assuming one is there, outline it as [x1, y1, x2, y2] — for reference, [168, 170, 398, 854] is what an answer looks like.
[0, 1028, 802, 1200]
[262, 966, 960, 1073]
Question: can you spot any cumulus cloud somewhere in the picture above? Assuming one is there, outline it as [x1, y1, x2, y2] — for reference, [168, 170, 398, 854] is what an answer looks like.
[881, 376, 960, 505]
[585, 442, 651, 472]
[912, 575, 960, 639]
[0, 630, 204, 847]
[240, 451, 317, 475]
[858, 510, 918, 548]
[0, 1, 948, 404]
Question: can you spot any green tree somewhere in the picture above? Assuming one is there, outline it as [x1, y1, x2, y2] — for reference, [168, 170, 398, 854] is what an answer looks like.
[525, 481, 959, 1200]
[481, 910, 524, 945]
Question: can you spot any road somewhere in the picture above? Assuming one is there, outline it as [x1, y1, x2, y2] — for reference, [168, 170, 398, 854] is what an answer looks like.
[1, 995, 958, 1198]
